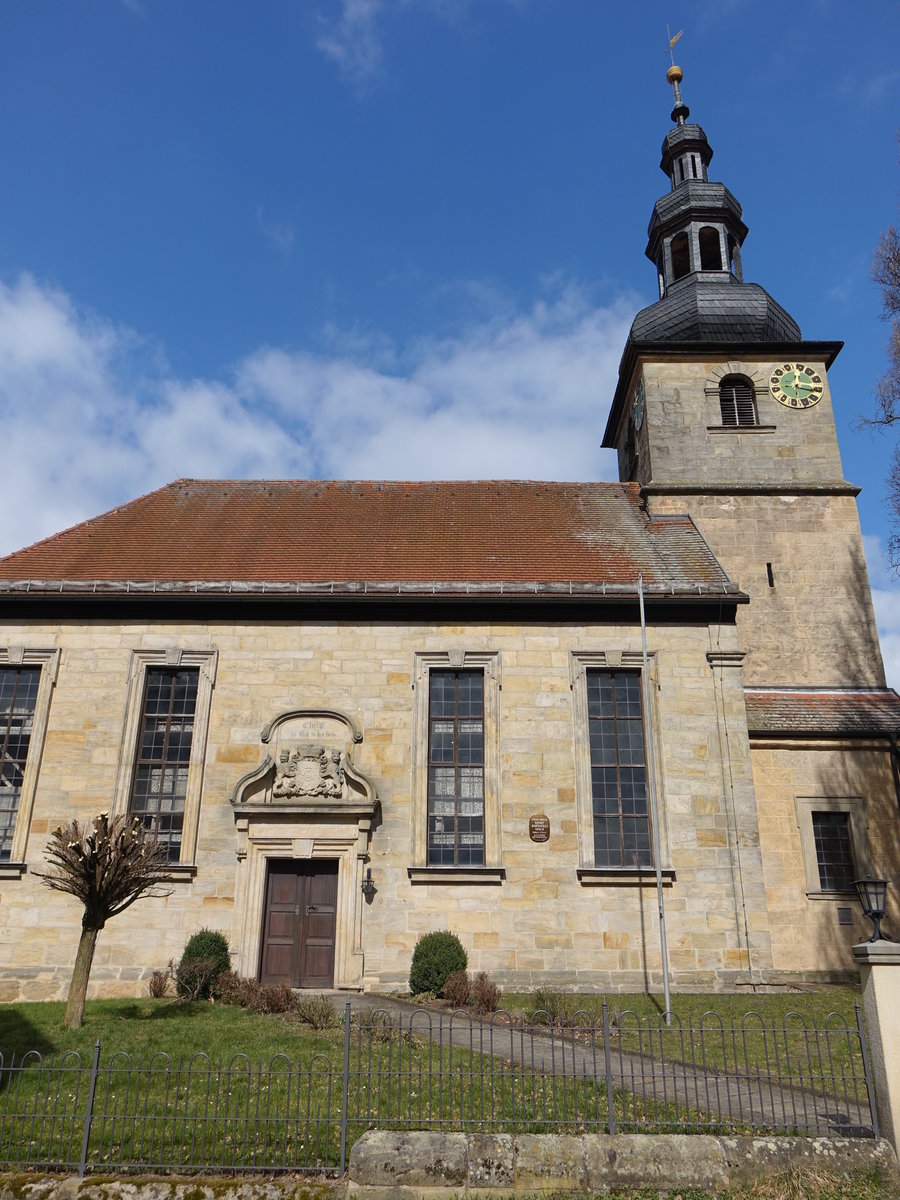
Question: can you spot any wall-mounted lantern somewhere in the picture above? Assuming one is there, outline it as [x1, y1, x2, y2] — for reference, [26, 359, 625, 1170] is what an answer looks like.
[854, 877, 889, 942]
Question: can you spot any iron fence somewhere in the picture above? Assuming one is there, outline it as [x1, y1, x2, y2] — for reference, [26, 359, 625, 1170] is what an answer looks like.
[0, 999, 877, 1176]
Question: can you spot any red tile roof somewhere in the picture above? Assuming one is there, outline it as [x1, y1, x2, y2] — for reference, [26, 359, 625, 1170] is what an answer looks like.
[744, 688, 900, 736]
[0, 479, 737, 598]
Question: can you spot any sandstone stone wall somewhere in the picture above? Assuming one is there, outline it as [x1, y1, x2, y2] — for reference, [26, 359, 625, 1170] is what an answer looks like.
[751, 740, 900, 974]
[0, 610, 780, 1000]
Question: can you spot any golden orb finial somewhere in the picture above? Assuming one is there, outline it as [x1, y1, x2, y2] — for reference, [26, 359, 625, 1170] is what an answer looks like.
[666, 64, 683, 85]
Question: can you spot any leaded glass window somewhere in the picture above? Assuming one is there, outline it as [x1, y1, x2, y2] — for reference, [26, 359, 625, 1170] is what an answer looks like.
[129, 668, 199, 862]
[812, 810, 855, 892]
[587, 669, 651, 868]
[0, 667, 40, 862]
[427, 670, 484, 866]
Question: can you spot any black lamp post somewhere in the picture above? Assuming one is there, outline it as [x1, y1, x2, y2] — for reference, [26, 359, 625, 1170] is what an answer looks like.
[361, 867, 376, 897]
[854, 877, 889, 942]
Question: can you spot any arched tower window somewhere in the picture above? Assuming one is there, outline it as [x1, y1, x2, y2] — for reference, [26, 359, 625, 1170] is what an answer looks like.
[670, 232, 690, 281]
[699, 227, 723, 271]
[719, 375, 757, 427]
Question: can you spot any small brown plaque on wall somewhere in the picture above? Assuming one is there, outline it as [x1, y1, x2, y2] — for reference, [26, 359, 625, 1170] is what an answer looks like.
[529, 815, 550, 843]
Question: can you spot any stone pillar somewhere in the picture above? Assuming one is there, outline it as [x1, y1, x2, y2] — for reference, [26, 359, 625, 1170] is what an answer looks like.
[853, 941, 900, 1150]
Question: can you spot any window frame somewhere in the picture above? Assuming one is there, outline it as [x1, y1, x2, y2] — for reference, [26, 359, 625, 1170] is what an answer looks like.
[794, 795, 871, 899]
[0, 647, 59, 876]
[409, 650, 502, 883]
[112, 649, 217, 872]
[571, 651, 673, 887]
[425, 668, 486, 868]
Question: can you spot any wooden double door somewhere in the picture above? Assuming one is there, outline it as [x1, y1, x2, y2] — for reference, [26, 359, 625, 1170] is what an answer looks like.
[259, 860, 338, 988]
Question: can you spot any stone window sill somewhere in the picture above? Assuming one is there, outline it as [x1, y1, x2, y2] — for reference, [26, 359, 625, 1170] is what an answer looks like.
[707, 425, 776, 434]
[577, 867, 676, 887]
[407, 866, 505, 885]
[162, 864, 198, 882]
[0, 862, 27, 879]
[806, 889, 857, 902]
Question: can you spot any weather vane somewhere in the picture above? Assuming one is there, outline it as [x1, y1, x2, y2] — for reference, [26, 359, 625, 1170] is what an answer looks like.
[665, 25, 688, 125]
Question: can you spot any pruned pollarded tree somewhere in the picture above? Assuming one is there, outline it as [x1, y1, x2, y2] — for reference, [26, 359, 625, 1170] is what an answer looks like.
[36, 812, 171, 1028]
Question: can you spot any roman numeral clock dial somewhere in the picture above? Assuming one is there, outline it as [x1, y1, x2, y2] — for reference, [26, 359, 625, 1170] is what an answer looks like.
[769, 363, 825, 409]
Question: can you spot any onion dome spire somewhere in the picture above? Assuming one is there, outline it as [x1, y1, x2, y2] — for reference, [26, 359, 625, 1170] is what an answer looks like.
[623, 46, 801, 344]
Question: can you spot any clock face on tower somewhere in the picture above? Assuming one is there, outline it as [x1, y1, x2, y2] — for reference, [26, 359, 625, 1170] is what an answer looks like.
[631, 375, 645, 430]
[769, 363, 825, 409]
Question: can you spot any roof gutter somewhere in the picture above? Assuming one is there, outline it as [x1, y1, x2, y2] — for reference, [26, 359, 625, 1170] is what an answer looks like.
[0, 578, 747, 601]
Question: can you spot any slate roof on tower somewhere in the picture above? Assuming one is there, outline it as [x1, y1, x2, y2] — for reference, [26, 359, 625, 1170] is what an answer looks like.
[0, 478, 740, 598]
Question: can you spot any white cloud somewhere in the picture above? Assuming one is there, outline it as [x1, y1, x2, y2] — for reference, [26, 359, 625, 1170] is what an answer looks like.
[863, 534, 900, 691]
[0, 273, 632, 557]
[314, 0, 518, 89]
[256, 207, 296, 258]
[316, 0, 385, 89]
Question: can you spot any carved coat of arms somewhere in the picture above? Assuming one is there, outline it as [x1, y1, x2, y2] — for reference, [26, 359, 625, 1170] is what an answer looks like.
[273, 743, 347, 800]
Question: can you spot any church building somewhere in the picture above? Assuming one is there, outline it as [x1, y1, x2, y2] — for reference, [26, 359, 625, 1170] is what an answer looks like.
[1, 67, 898, 1000]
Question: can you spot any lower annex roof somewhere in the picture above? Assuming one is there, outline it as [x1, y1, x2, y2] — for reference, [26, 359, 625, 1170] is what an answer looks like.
[744, 688, 900, 737]
[0, 479, 739, 601]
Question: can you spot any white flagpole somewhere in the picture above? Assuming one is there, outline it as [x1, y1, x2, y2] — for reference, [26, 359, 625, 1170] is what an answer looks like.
[638, 574, 672, 1021]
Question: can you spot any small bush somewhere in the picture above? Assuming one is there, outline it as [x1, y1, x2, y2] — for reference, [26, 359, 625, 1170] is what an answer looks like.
[250, 983, 295, 1014]
[360, 1011, 395, 1043]
[176, 929, 231, 1001]
[294, 994, 339, 1029]
[216, 970, 255, 1007]
[148, 966, 172, 999]
[442, 968, 470, 1008]
[531, 987, 572, 1026]
[471, 971, 501, 1015]
[409, 930, 467, 996]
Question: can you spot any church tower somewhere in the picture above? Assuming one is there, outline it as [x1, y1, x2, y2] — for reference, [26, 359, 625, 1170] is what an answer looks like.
[603, 64, 885, 689]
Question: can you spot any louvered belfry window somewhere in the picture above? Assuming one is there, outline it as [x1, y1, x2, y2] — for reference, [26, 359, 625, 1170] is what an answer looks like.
[129, 667, 199, 861]
[427, 670, 485, 866]
[719, 375, 758, 427]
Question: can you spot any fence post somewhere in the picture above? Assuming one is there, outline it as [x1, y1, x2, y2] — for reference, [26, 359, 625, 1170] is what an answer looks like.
[602, 998, 615, 1135]
[855, 1001, 880, 1142]
[853, 941, 900, 1151]
[339, 998, 352, 1174]
[78, 1038, 101, 1177]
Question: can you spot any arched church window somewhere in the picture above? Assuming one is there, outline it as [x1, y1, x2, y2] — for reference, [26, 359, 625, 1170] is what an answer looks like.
[699, 227, 723, 271]
[670, 232, 690, 281]
[719, 375, 757, 427]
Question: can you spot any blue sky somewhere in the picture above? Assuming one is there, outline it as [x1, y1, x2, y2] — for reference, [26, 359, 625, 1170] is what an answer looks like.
[0, 0, 898, 681]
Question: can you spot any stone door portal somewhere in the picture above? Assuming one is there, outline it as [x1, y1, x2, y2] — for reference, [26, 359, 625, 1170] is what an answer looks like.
[259, 859, 338, 988]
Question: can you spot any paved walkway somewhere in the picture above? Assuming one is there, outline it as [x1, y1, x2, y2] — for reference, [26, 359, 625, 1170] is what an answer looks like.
[317, 991, 875, 1139]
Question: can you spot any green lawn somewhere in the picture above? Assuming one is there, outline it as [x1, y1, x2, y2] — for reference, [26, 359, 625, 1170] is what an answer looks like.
[499, 986, 864, 1026]
[0, 993, 875, 1174]
[0, 997, 344, 1066]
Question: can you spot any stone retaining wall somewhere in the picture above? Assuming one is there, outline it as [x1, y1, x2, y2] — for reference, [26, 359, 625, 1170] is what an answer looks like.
[3, 1134, 894, 1200]
[348, 1131, 897, 1198]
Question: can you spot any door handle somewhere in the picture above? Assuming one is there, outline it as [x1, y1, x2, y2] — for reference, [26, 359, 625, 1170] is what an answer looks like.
[305, 905, 318, 915]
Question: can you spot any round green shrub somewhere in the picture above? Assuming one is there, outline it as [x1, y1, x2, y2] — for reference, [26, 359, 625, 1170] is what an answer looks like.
[176, 928, 231, 1000]
[409, 930, 467, 996]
